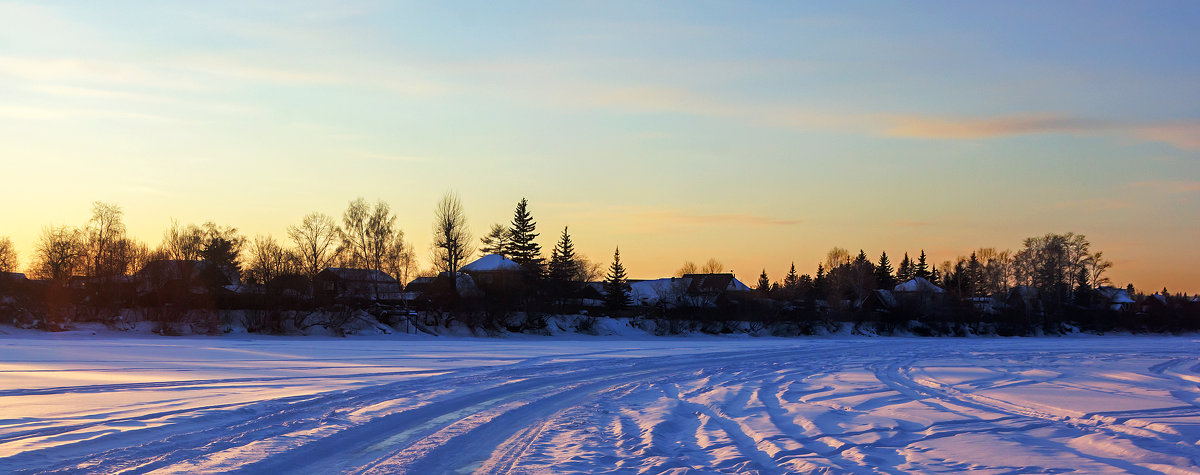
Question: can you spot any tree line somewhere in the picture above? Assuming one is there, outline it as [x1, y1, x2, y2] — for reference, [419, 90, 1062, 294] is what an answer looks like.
[0, 195, 1194, 335]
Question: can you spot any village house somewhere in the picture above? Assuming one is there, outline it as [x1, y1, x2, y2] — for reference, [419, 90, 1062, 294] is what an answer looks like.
[313, 268, 401, 304]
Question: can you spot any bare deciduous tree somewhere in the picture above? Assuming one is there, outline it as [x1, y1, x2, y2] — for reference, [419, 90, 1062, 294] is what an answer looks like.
[340, 198, 397, 272]
[288, 212, 340, 277]
[84, 201, 128, 278]
[574, 254, 603, 283]
[825, 247, 851, 270]
[384, 232, 416, 287]
[245, 234, 297, 285]
[30, 226, 85, 283]
[431, 192, 474, 274]
[1087, 251, 1113, 288]
[675, 261, 698, 277]
[0, 236, 18, 273]
[160, 220, 205, 261]
[701, 258, 724, 274]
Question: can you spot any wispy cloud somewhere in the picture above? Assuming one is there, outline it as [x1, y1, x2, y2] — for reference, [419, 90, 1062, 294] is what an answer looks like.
[881, 114, 1109, 139]
[890, 220, 935, 228]
[1132, 122, 1200, 152]
[1053, 198, 1133, 210]
[881, 113, 1200, 152]
[0, 105, 168, 121]
[1126, 180, 1200, 193]
[359, 153, 430, 162]
[639, 210, 802, 227]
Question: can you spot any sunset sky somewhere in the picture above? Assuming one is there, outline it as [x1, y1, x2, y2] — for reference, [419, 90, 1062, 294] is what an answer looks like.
[1, 2, 1197, 291]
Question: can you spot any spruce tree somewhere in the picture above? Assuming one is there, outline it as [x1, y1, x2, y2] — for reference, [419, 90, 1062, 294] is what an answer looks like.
[915, 250, 930, 280]
[756, 269, 771, 294]
[811, 264, 827, 300]
[479, 223, 511, 257]
[603, 247, 631, 310]
[783, 262, 800, 292]
[897, 253, 913, 283]
[548, 226, 578, 283]
[507, 198, 544, 276]
[875, 251, 896, 290]
[967, 252, 982, 297]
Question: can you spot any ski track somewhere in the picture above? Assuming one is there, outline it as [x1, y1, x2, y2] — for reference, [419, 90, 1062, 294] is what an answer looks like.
[2, 337, 1200, 473]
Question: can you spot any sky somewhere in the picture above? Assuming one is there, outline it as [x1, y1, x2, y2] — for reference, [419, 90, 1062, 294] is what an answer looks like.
[1, 1, 1197, 292]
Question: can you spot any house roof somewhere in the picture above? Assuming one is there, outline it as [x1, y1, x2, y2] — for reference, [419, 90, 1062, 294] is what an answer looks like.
[681, 273, 751, 293]
[867, 289, 898, 308]
[136, 260, 233, 286]
[629, 277, 688, 304]
[461, 254, 523, 272]
[1095, 286, 1135, 304]
[894, 277, 945, 293]
[319, 268, 397, 284]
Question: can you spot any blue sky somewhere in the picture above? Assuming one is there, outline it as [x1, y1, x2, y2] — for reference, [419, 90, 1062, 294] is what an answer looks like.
[1, 1, 1197, 290]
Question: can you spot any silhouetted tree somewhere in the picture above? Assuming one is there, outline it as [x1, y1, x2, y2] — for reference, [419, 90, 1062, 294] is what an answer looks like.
[161, 220, 205, 261]
[384, 233, 416, 287]
[756, 269, 771, 295]
[675, 261, 698, 277]
[811, 264, 828, 301]
[245, 234, 296, 285]
[897, 253, 914, 283]
[30, 225, 84, 284]
[1086, 251, 1112, 289]
[508, 198, 543, 276]
[432, 192, 474, 275]
[849, 250, 876, 299]
[340, 198, 397, 275]
[479, 223, 512, 257]
[825, 247, 851, 270]
[701, 258, 724, 274]
[548, 227, 581, 306]
[966, 252, 983, 297]
[603, 247, 631, 310]
[84, 202, 129, 278]
[914, 250, 930, 280]
[288, 212, 340, 277]
[783, 262, 800, 298]
[200, 222, 244, 278]
[875, 252, 896, 290]
[0, 236, 18, 273]
[548, 227, 579, 283]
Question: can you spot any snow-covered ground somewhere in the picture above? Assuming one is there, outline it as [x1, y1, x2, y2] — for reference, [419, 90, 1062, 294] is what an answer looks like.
[1, 331, 1199, 474]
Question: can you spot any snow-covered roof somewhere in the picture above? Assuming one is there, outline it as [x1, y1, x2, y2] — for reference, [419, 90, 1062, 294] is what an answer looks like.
[871, 289, 897, 308]
[1095, 286, 1135, 304]
[461, 254, 523, 272]
[893, 277, 944, 293]
[681, 274, 751, 293]
[629, 278, 689, 305]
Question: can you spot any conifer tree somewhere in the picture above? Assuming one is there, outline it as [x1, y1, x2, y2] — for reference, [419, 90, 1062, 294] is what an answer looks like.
[479, 223, 511, 257]
[783, 262, 800, 291]
[915, 250, 930, 280]
[875, 251, 896, 290]
[603, 247, 632, 310]
[548, 226, 579, 283]
[811, 263, 827, 300]
[967, 252, 983, 297]
[756, 269, 771, 294]
[507, 198, 544, 276]
[897, 253, 913, 283]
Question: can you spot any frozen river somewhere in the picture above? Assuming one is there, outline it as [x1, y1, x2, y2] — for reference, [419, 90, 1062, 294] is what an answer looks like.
[1, 333, 1198, 473]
